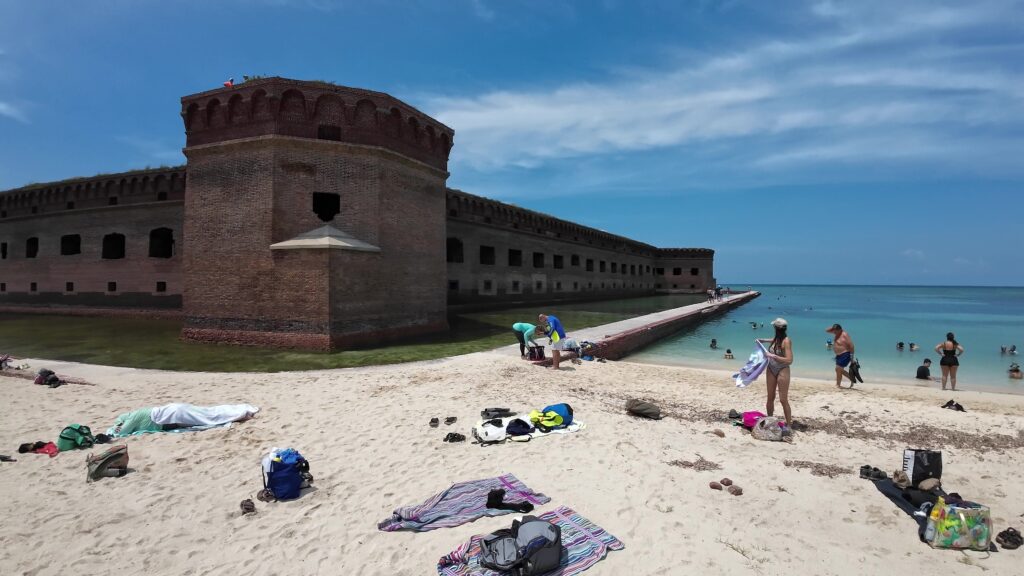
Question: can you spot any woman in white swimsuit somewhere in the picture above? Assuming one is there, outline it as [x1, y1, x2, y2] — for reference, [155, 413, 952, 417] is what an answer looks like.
[758, 318, 794, 425]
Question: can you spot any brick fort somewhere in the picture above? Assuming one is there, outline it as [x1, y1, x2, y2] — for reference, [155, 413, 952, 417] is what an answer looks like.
[0, 78, 716, 350]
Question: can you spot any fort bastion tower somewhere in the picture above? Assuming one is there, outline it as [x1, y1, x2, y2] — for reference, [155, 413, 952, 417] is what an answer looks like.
[179, 78, 454, 349]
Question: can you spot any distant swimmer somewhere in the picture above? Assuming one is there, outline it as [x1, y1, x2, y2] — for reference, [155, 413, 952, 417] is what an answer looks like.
[897, 342, 905, 351]
[916, 358, 937, 382]
[1011, 345, 1019, 355]
[724, 349, 734, 360]
[751, 322, 759, 329]
[826, 339, 833, 350]
[1010, 363, 1022, 380]
[910, 342, 920, 351]
[710, 338, 719, 349]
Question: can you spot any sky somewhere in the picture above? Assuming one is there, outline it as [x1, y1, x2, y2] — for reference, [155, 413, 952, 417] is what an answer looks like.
[1, 0, 1022, 286]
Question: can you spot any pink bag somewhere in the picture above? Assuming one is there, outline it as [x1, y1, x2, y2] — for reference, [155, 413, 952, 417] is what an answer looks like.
[742, 411, 765, 428]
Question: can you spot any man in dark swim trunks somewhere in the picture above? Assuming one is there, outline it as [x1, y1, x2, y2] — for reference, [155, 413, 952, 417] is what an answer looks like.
[826, 323, 856, 389]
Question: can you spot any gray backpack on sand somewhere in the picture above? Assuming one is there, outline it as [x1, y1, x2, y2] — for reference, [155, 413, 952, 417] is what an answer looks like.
[480, 516, 562, 575]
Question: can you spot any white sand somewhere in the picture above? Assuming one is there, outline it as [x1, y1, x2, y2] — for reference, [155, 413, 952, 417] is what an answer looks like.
[2, 353, 1023, 575]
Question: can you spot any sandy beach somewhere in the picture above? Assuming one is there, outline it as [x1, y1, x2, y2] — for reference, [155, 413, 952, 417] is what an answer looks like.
[2, 352, 1023, 575]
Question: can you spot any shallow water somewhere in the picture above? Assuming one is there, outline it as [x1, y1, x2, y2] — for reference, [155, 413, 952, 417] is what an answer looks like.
[629, 285, 1024, 393]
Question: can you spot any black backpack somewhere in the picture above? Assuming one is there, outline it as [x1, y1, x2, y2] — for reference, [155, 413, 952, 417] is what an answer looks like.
[480, 516, 562, 576]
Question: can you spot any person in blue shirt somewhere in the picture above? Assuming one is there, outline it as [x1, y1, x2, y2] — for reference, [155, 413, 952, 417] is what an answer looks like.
[538, 313, 567, 369]
[512, 322, 539, 358]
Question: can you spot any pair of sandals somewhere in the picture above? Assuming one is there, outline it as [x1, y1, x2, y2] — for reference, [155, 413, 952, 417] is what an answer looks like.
[443, 432, 466, 443]
[997, 527, 1022, 550]
[860, 465, 888, 481]
[941, 400, 966, 412]
[429, 417, 458, 427]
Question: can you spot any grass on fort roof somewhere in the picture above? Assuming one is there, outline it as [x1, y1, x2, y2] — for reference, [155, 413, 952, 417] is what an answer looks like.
[0, 294, 702, 372]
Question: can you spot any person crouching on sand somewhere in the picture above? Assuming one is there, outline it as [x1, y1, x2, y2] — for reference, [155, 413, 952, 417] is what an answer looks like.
[827, 323, 856, 389]
[512, 322, 539, 359]
[538, 313, 567, 370]
[758, 318, 793, 425]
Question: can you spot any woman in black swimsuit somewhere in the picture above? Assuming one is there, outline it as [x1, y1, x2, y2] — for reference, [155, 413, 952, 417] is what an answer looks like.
[934, 332, 965, 391]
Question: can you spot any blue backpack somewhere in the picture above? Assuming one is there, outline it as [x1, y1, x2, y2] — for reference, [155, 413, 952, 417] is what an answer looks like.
[541, 403, 573, 428]
[263, 448, 310, 501]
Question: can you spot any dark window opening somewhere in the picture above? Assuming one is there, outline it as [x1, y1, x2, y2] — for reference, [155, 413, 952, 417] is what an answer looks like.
[511, 280, 521, 291]
[107, 282, 117, 292]
[312, 192, 341, 222]
[573, 281, 579, 290]
[156, 281, 167, 293]
[449, 209, 458, 217]
[691, 284, 696, 289]
[448, 280, 459, 291]
[673, 267, 682, 276]
[1, 210, 6, 218]
[31, 206, 38, 214]
[0, 242, 6, 259]
[586, 259, 594, 272]
[108, 197, 118, 206]
[508, 249, 522, 267]
[157, 192, 168, 201]
[446, 238, 464, 263]
[65, 282, 74, 292]
[600, 261, 606, 272]
[571, 254, 580, 267]
[655, 267, 665, 275]
[611, 263, 618, 273]
[483, 217, 492, 224]
[479, 245, 496, 265]
[646, 265, 651, 274]
[66, 201, 75, 210]
[535, 281, 543, 291]
[483, 280, 493, 291]
[630, 264, 636, 275]
[149, 228, 175, 258]
[30, 282, 37, 292]
[26, 237, 38, 258]
[102, 233, 126, 259]
[533, 252, 544, 268]
[673, 284, 678, 289]
[553, 255, 564, 269]
[60, 234, 81, 256]
[0, 283, 5, 292]
[317, 124, 342, 141]
[621, 264, 627, 275]
[556, 281, 562, 290]
[691, 267, 700, 276]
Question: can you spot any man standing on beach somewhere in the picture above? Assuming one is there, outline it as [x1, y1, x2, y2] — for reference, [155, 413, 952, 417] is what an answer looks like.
[538, 313, 567, 370]
[826, 323, 855, 388]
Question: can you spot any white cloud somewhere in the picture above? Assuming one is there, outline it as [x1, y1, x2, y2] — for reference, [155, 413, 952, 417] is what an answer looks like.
[0, 101, 27, 123]
[469, 0, 495, 20]
[901, 249, 926, 260]
[427, 0, 1024, 175]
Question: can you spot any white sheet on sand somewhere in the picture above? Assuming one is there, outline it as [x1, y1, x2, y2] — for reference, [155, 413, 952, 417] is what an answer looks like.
[150, 403, 259, 427]
[475, 416, 586, 440]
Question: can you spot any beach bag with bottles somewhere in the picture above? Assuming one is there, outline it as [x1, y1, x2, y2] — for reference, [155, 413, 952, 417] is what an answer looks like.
[925, 496, 992, 551]
[261, 448, 312, 501]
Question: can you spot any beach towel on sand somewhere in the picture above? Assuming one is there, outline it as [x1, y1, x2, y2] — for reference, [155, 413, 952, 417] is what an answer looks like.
[733, 341, 768, 388]
[438, 506, 624, 576]
[109, 403, 258, 437]
[378, 474, 551, 532]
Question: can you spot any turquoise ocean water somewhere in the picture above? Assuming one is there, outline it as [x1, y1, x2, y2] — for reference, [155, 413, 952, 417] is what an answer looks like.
[628, 285, 1024, 393]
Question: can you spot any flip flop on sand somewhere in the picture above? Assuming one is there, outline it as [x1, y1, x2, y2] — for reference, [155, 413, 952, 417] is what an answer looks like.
[443, 432, 466, 443]
[429, 417, 440, 428]
[728, 409, 741, 419]
[941, 399, 955, 409]
[445, 417, 457, 425]
[257, 489, 275, 503]
[0, 455, 15, 462]
[870, 467, 888, 481]
[860, 465, 872, 479]
[240, 499, 256, 515]
[996, 527, 1022, 550]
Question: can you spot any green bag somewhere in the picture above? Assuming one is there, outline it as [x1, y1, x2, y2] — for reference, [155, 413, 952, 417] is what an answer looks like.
[57, 424, 95, 452]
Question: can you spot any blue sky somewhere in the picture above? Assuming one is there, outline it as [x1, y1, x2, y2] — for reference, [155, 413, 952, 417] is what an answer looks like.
[1, 0, 1023, 286]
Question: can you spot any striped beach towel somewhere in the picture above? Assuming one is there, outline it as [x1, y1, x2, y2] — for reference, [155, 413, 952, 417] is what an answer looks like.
[378, 473, 550, 532]
[437, 506, 624, 576]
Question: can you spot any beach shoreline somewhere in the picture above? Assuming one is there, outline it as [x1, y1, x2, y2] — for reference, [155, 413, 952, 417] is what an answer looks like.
[2, 351, 1023, 575]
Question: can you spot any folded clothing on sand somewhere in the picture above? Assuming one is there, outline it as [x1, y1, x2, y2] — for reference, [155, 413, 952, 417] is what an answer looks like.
[437, 506, 625, 576]
[378, 473, 550, 532]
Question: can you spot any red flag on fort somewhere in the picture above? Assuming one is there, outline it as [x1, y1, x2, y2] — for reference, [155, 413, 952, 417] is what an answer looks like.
[223, 77, 234, 88]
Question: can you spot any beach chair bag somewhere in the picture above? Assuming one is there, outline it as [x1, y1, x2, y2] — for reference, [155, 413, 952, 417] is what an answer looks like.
[527, 345, 546, 361]
[57, 424, 95, 452]
[86, 444, 129, 483]
[480, 516, 563, 576]
[902, 448, 942, 488]
[262, 448, 310, 500]
[625, 399, 663, 420]
[926, 497, 992, 551]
